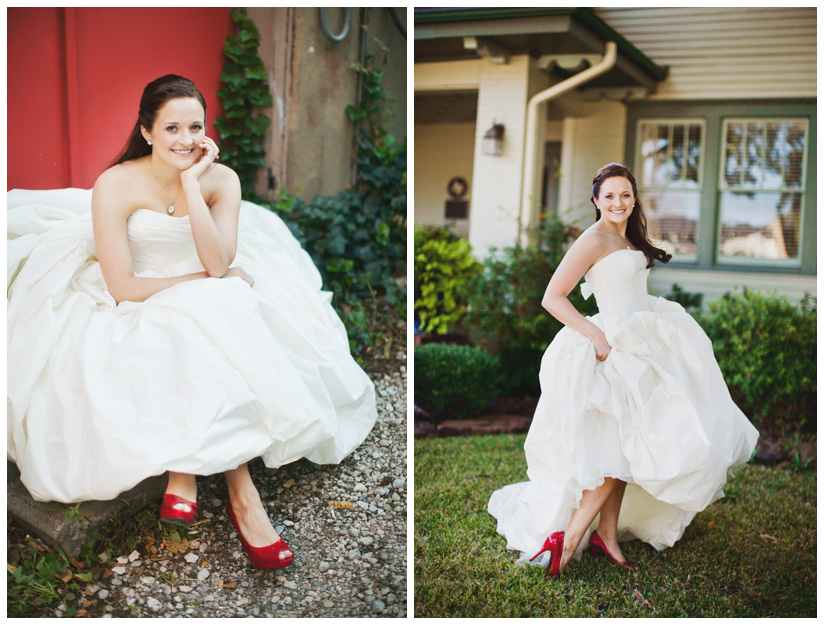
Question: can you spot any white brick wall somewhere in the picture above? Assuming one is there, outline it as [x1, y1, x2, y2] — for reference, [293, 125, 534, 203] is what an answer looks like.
[413, 122, 476, 237]
[557, 100, 627, 230]
[468, 55, 534, 257]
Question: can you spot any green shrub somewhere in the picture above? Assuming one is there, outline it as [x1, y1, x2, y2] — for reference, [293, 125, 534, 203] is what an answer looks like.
[463, 217, 597, 395]
[700, 289, 816, 433]
[414, 224, 480, 334]
[665, 283, 704, 316]
[414, 343, 501, 422]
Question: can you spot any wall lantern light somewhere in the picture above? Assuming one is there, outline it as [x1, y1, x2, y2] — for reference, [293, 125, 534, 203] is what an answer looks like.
[482, 123, 505, 156]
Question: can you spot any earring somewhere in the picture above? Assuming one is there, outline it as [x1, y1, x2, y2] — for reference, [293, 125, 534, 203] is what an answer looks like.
[147, 140, 152, 146]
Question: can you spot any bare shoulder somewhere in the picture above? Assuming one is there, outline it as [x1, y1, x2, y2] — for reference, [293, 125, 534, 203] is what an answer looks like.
[201, 163, 241, 205]
[203, 163, 240, 189]
[93, 163, 125, 190]
[567, 227, 609, 262]
[92, 163, 137, 217]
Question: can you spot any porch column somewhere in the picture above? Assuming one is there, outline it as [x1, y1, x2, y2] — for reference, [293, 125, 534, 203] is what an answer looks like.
[468, 55, 536, 257]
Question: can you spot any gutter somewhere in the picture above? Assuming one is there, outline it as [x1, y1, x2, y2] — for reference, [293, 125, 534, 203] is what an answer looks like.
[518, 40, 617, 245]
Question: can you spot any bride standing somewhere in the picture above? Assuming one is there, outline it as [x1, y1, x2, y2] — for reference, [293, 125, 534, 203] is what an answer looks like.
[488, 163, 758, 577]
[7, 74, 378, 570]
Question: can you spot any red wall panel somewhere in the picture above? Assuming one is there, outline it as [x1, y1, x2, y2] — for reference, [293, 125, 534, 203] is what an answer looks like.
[8, 7, 233, 191]
[8, 8, 70, 189]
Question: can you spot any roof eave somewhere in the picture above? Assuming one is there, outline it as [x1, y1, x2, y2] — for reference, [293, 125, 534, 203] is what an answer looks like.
[414, 7, 668, 84]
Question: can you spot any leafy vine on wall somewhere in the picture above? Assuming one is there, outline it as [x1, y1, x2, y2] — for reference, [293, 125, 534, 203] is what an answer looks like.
[213, 10, 406, 357]
[214, 8, 272, 201]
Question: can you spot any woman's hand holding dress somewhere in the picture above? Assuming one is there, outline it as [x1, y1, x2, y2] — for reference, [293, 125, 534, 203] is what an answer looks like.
[541, 233, 613, 361]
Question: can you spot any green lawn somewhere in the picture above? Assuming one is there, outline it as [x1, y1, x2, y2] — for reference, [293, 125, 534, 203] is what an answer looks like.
[414, 434, 816, 618]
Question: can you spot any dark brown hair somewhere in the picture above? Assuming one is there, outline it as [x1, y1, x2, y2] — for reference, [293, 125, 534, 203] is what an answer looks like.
[591, 163, 671, 268]
[109, 74, 207, 167]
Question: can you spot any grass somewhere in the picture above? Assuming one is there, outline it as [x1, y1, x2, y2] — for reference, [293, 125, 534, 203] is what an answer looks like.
[414, 434, 816, 618]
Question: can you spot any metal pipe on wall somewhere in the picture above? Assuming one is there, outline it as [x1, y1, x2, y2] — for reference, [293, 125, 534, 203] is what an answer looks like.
[352, 7, 370, 186]
[319, 7, 351, 42]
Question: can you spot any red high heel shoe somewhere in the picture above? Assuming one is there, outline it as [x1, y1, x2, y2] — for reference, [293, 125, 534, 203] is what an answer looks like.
[159, 474, 197, 526]
[226, 501, 294, 570]
[529, 531, 565, 578]
[589, 530, 638, 570]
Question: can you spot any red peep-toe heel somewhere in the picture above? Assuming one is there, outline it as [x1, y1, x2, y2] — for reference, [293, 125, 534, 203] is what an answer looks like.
[226, 501, 294, 570]
[589, 530, 638, 571]
[529, 531, 565, 578]
[159, 474, 197, 526]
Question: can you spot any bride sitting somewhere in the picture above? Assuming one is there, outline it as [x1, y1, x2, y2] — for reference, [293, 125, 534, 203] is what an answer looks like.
[7, 74, 378, 570]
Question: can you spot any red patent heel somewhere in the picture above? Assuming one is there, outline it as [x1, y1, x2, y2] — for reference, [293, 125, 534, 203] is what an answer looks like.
[159, 474, 197, 526]
[589, 530, 638, 570]
[226, 501, 294, 570]
[529, 531, 565, 578]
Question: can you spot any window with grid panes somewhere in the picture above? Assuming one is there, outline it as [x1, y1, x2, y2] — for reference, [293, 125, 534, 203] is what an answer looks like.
[718, 119, 808, 264]
[635, 120, 704, 259]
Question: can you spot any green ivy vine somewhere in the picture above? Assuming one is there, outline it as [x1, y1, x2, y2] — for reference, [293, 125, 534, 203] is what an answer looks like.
[214, 8, 272, 200]
[274, 52, 407, 357]
[212, 10, 406, 358]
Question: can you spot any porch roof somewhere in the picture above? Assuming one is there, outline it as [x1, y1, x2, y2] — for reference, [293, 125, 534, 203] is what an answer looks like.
[414, 7, 667, 97]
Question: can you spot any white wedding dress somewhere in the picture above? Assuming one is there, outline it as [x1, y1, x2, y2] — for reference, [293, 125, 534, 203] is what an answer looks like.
[488, 248, 759, 562]
[7, 188, 378, 503]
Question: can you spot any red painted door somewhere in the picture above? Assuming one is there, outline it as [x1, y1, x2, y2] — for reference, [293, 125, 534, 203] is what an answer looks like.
[8, 7, 233, 190]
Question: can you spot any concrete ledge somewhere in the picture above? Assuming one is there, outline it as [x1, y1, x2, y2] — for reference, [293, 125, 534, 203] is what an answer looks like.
[7, 461, 165, 557]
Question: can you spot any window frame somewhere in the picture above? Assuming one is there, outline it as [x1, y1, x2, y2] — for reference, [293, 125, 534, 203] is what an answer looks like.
[716, 117, 809, 268]
[625, 100, 816, 275]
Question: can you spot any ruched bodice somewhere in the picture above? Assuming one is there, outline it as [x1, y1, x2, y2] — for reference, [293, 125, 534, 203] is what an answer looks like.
[581, 249, 650, 314]
[127, 209, 201, 277]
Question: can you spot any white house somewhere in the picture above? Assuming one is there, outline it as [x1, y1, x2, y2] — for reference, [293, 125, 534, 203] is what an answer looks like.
[414, 7, 816, 303]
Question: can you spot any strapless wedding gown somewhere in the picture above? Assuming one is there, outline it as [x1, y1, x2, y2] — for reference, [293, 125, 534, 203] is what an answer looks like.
[7, 188, 378, 503]
[488, 248, 758, 562]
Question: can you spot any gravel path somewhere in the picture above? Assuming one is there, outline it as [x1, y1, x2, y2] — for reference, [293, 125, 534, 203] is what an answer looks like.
[51, 367, 407, 618]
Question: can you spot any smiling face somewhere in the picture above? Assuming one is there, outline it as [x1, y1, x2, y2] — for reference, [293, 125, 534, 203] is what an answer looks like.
[594, 176, 635, 224]
[141, 97, 206, 169]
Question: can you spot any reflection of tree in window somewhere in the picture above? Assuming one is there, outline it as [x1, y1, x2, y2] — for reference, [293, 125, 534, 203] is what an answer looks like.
[638, 121, 703, 257]
[720, 120, 806, 260]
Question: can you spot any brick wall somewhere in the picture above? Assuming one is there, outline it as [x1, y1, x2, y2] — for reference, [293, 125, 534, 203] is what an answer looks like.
[413, 122, 476, 236]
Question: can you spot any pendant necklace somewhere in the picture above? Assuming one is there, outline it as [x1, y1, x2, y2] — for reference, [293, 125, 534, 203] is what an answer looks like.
[148, 162, 183, 215]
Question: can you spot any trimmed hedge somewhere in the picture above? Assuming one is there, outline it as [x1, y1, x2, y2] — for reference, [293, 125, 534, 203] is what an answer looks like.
[414, 343, 501, 423]
[700, 289, 816, 433]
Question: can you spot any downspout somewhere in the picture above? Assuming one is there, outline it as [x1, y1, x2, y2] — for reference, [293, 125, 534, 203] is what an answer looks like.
[518, 41, 618, 245]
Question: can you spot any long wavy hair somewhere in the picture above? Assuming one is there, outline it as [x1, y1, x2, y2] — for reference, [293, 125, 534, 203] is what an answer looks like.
[109, 74, 207, 167]
[591, 163, 671, 268]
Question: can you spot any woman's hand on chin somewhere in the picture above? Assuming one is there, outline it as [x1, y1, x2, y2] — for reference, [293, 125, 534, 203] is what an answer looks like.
[181, 135, 220, 184]
[222, 266, 254, 288]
